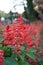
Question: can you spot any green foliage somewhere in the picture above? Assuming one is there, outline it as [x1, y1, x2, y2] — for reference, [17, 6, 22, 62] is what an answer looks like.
[0, 38, 4, 43]
[0, 45, 36, 65]
[20, 46, 25, 52]
[26, 52, 36, 60]
[20, 46, 36, 60]
[4, 57, 19, 65]
[0, 30, 3, 34]
[38, 62, 43, 65]
[18, 60, 30, 65]
[3, 46, 36, 65]
[3, 56, 30, 65]
[23, 0, 38, 21]
[0, 45, 12, 57]
[28, 48, 36, 53]
[3, 46, 12, 57]
[8, 11, 13, 21]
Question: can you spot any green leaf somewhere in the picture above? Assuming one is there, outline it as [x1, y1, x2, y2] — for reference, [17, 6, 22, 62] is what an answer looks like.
[0, 38, 4, 43]
[38, 62, 43, 65]
[3, 46, 12, 57]
[18, 60, 30, 65]
[8, 45, 13, 49]
[18, 55, 25, 62]
[23, 50, 36, 60]
[20, 46, 25, 52]
[0, 30, 3, 34]
[12, 54, 18, 60]
[26, 52, 36, 60]
[0, 44, 2, 47]
[4, 57, 19, 65]
[0, 44, 3, 50]
[28, 48, 36, 53]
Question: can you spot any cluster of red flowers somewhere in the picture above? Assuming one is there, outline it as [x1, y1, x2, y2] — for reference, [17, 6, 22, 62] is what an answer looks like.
[0, 50, 4, 65]
[3, 16, 41, 54]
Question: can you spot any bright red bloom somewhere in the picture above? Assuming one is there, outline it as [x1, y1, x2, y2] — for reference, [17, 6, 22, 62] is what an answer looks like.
[0, 50, 4, 56]
[3, 17, 41, 54]
[0, 50, 4, 65]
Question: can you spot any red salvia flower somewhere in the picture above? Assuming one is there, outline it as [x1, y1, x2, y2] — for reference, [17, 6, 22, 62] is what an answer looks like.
[3, 17, 41, 54]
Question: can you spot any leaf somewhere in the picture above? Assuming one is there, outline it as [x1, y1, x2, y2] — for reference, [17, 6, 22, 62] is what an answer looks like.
[22, 50, 36, 60]
[20, 46, 25, 52]
[23, 61, 30, 65]
[38, 62, 43, 65]
[0, 38, 4, 43]
[28, 48, 36, 53]
[3, 57, 19, 65]
[18, 60, 30, 65]
[26, 52, 36, 60]
[3, 46, 12, 57]
[0, 44, 2, 47]
[8, 45, 13, 49]
[12, 54, 18, 60]
[0, 44, 3, 50]
[0, 30, 3, 34]
[18, 55, 25, 61]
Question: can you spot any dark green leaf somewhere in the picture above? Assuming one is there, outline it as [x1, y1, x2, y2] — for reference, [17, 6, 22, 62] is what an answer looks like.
[4, 57, 19, 65]
[20, 46, 25, 52]
[18, 60, 30, 65]
[26, 52, 36, 60]
[28, 48, 36, 53]
[3, 46, 12, 57]
[0, 44, 2, 47]
[0, 30, 3, 34]
[38, 62, 43, 65]
[0, 44, 3, 50]
[8, 45, 13, 49]
[0, 38, 4, 43]
[18, 55, 25, 61]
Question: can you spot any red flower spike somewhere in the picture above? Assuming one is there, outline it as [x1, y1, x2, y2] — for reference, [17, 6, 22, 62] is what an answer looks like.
[3, 17, 41, 54]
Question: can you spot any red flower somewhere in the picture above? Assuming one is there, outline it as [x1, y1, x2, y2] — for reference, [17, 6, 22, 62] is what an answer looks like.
[0, 50, 4, 65]
[0, 50, 4, 56]
[3, 17, 41, 54]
